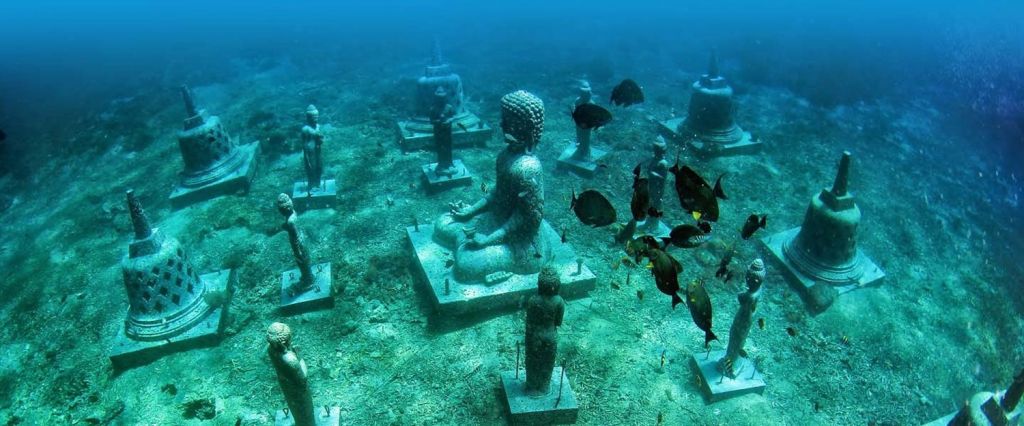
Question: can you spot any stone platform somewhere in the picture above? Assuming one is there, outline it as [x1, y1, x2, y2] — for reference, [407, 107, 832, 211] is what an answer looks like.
[291, 179, 337, 211]
[109, 268, 235, 370]
[406, 221, 596, 316]
[690, 350, 765, 403]
[169, 141, 259, 209]
[657, 118, 761, 157]
[396, 116, 493, 152]
[275, 406, 341, 426]
[279, 262, 333, 315]
[421, 160, 473, 192]
[761, 227, 885, 296]
[556, 145, 607, 178]
[500, 367, 578, 425]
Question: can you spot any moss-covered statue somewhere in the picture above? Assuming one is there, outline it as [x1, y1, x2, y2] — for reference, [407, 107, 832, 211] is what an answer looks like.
[433, 90, 550, 282]
[525, 267, 565, 395]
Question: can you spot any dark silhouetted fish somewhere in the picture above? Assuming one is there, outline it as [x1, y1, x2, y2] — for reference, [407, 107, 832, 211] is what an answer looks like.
[630, 164, 657, 221]
[571, 103, 613, 130]
[668, 162, 726, 222]
[741, 214, 767, 240]
[610, 79, 644, 107]
[649, 249, 683, 309]
[663, 223, 710, 248]
[685, 279, 718, 347]
[715, 248, 735, 280]
[625, 235, 662, 263]
[570, 189, 616, 227]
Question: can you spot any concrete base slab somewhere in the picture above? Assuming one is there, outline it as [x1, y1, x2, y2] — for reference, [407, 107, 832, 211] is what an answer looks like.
[556, 145, 608, 178]
[690, 350, 766, 403]
[422, 159, 473, 192]
[406, 221, 596, 316]
[170, 141, 259, 209]
[636, 218, 672, 239]
[500, 367, 578, 425]
[279, 262, 333, 315]
[275, 406, 341, 426]
[761, 227, 886, 296]
[292, 179, 337, 211]
[109, 268, 235, 370]
[657, 118, 762, 157]
[396, 116, 493, 152]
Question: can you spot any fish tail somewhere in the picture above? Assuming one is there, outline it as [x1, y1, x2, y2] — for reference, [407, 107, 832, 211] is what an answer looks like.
[760, 215, 768, 228]
[705, 331, 719, 348]
[671, 293, 683, 309]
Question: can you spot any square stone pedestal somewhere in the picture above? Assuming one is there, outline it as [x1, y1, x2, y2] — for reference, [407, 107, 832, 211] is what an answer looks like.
[406, 221, 596, 316]
[500, 367, 578, 425]
[279, 262, 333, 315]
[690, 350, 765, 403]
[169, 141, 260, 209]
[292, 179, 338, 211]
[636, 218, 672, 239]
[275, 406, 341, 426]
[760, 227, 886, 296]
[421, 159, 473, 192]
[396, 116, 493, 152]
[657, 118, 762, 157]
[556, 145, 607, 178]
[109, 268, 236, 370]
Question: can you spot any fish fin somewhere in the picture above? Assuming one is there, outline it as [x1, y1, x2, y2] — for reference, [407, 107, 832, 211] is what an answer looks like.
[704, 331, 719, 348]
[671, 293, 683, 309]
[713, 174, 728, 200]
[659, 237, 672, 249]
[760, 215, 768, 228]
[632, 164, 641, 178]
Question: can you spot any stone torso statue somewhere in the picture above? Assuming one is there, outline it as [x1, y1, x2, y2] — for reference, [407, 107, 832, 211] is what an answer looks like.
[266, 322, 315, 426]
[572, 81, 594, 159]
[300, 105, 324, 191]
[278, 194, 313, 294]
[431, 86, 457, 174]
[647, 137, 669, 212]
[433, 90, 548, 282]
[525, 268, 565, 395]
[719, 259, 765, 378]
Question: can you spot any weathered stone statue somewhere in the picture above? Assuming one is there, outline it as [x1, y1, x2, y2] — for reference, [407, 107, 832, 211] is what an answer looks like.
[170, 84, 259, 208]
[557, 80, 607, 176]
[431, 87, 457, 176]
[638, 137, 671, 236]
[301, 105, 324, 191]
[276, 194, 333, 314]
[407, 90, 594, 316]
[434, 90, 549, 282]
[292, 105, 336, 211]
[525, 268, 566, 395]
[267, 322, 316, 426]
[109, 190, 235, 369]
[279, 194, 313, 295]
[718, 259, 765, 378]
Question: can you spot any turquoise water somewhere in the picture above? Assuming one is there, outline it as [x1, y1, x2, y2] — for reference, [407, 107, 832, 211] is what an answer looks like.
[0, 1, 1022, 424]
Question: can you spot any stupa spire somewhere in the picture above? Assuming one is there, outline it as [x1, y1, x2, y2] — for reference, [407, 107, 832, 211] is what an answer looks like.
[125, 189, 151, 240]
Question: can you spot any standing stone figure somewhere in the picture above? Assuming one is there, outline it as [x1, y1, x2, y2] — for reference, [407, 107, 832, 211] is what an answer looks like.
[431, 86, 457, 176]
[525, 267, 566, 395]
[646, 137, 669, 212]
[278, 194, 314, 296]
[267, 322, 316, 426]
[718, 259, 766, 378]
[571, 80, 595, 161]
[301, 105, 324, 192]
[433, 90, 549, 282]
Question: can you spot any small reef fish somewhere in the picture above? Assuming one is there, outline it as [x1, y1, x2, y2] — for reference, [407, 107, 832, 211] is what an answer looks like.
[668, 163, 726, 222]
[715, 248, 735, 280]
[757, 318, 765, 330]
[630, 164, 661, 222]
[786, 327, 798, 337]
[570, 189, 617, 227]
[663, 223, 711, 249]
[649, 248, 684, 309]
[741, 214, 767, 240]
[625, 235, 662, 263]
[685, 278, 718, 347]
[610, 79, 645, 107]
[571, 103, 613, 130]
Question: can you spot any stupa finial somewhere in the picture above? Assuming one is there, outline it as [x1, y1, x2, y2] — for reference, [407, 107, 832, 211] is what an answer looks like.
[830, 151, 852, 197]
[125, 189, 151, 240]
[431, 38, 444, 66]
[180, 84, 198, 118]
[708, 49, 720, 78]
